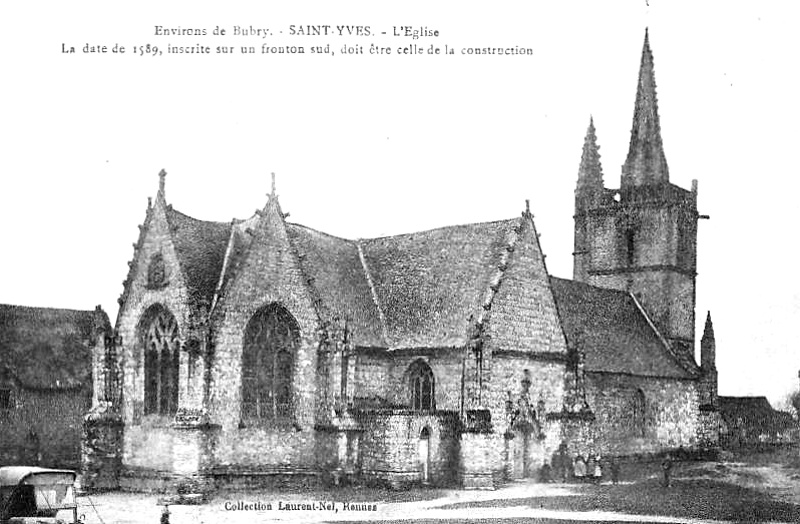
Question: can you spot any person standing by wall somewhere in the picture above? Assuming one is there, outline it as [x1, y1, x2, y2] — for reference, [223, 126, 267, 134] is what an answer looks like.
[661, 455, 673, 487]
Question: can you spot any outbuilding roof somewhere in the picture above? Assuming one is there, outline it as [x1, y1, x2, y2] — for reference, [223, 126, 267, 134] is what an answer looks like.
[719, 396, 796, 430]
[0, 304, 109, 390]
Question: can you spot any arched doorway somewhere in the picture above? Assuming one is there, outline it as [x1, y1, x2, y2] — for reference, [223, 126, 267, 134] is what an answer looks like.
[418, 427, 431, 483]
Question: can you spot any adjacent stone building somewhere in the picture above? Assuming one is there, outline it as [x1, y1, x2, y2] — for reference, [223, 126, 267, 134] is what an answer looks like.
[0, 304, 109, 468]
[89, 30, 720, 491]
[718, 397, 798, 448]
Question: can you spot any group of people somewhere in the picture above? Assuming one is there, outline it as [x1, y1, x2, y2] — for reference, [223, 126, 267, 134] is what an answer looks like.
[571, 454, 605, 483]
[541, 450, 622, 484]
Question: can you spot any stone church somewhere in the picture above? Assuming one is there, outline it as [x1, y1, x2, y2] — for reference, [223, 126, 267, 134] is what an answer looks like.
[87, 31, 719, 491]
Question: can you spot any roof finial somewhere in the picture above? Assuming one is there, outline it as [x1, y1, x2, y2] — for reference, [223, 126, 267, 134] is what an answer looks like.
[158, 169, 166, 198]
[270, 172, 277, 199]
[525, 199, 530, 214]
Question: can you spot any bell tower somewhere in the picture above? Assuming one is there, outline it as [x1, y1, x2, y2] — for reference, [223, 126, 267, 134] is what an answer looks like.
[573, 30, 701, 364]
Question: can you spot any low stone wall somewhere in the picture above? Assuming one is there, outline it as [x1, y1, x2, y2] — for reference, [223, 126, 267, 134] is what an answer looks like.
[358, 410, 459, 488]
[459, 432, 500, 489]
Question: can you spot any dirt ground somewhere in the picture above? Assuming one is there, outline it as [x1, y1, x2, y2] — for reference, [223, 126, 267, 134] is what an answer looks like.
[65, 446, 800, 524]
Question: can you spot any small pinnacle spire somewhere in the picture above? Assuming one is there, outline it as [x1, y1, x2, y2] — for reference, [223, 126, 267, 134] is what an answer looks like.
[577, 116, 604, 191]
[702, 311, 714, 341]
[701, 310, 716, 369]
[158, 169, 167, 199]
[525, 199, 530, 214]
[622, 28, 669, 187]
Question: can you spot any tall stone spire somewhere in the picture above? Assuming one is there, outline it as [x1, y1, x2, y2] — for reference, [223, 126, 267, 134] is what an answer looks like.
[577, 116, 604, 194]
[700, 311, 716, 370]
[622, 28, 669, 188]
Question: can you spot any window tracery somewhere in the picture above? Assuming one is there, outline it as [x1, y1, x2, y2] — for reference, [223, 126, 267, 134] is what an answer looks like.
[143, 307, 179, 416]
[241, 304, 299, 422]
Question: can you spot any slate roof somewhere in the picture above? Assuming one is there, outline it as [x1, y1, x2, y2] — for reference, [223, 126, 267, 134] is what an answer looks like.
[286, 219, 521, 349]
[163, 200, 523, 350]
[359, 219, 520, 349]
[0, 304, 110, 390]
[164, 207, 231, 304]
[285, 224, 386, 348]
[549, 277, 691, 378]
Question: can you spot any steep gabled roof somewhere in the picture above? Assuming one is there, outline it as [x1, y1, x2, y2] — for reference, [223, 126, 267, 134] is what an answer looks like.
[285, 224, 386, 348]
[549, 277, 691, 378]
[0, 304, 110, 390]
[161, 198, 523, 350]
[359, 219, 521, 349]
[164, 207, 232, 304]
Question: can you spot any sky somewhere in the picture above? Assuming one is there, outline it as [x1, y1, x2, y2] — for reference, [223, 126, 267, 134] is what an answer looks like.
[1, 1, 799, 406]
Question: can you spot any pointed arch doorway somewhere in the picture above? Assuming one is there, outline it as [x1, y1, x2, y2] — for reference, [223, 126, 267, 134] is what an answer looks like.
[418, 427, 431, 484]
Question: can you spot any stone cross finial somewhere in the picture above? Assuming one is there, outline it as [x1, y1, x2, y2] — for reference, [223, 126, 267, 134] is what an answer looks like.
[270, 172, 276, 198]
[158, 169, 166, 195]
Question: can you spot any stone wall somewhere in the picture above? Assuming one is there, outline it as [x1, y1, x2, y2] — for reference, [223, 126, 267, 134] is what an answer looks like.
[581, 201, 698, 349]
[115, 200, 195, 451]
[207, 201, 321, 434]
[81, 404, 123, 491]
[0, 387, 89, 468]
[585, 372, 699, 455]
[382, 350, 463, 411]
[697, 410, 720, 448]
[488, 355, 567, 469]
[358, 411, 459, 488]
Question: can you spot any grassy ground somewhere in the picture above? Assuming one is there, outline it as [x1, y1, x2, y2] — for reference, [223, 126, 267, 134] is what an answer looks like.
[439, 478, 800, 522]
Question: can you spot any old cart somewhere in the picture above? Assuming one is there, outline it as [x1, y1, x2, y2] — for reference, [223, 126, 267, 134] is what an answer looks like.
[0, 467, 77, 524]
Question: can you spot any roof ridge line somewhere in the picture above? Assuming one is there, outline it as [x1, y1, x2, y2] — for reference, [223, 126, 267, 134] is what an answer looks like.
[116, 198, 156, 330]
[162, 203, 199, 303]
[0, 304, 98, 314]
[165, 205, 232, 227]
[628, 292, 695, 375]
[287, 222, 359, 244]
[209, 221, 238, 315]
[281, 211, 330, 327]
[361, 217, 520, 243]
[356, 240, 390, 346]
[474, 215, 525, 329]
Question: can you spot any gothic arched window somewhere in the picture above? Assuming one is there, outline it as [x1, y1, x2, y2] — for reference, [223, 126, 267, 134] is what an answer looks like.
[241, 304, 299, 422]
[631, 388, 646, 438]
[142, 307, 179, 416]
[147, 253, 167, 288]
[409, 360, 435, 411]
